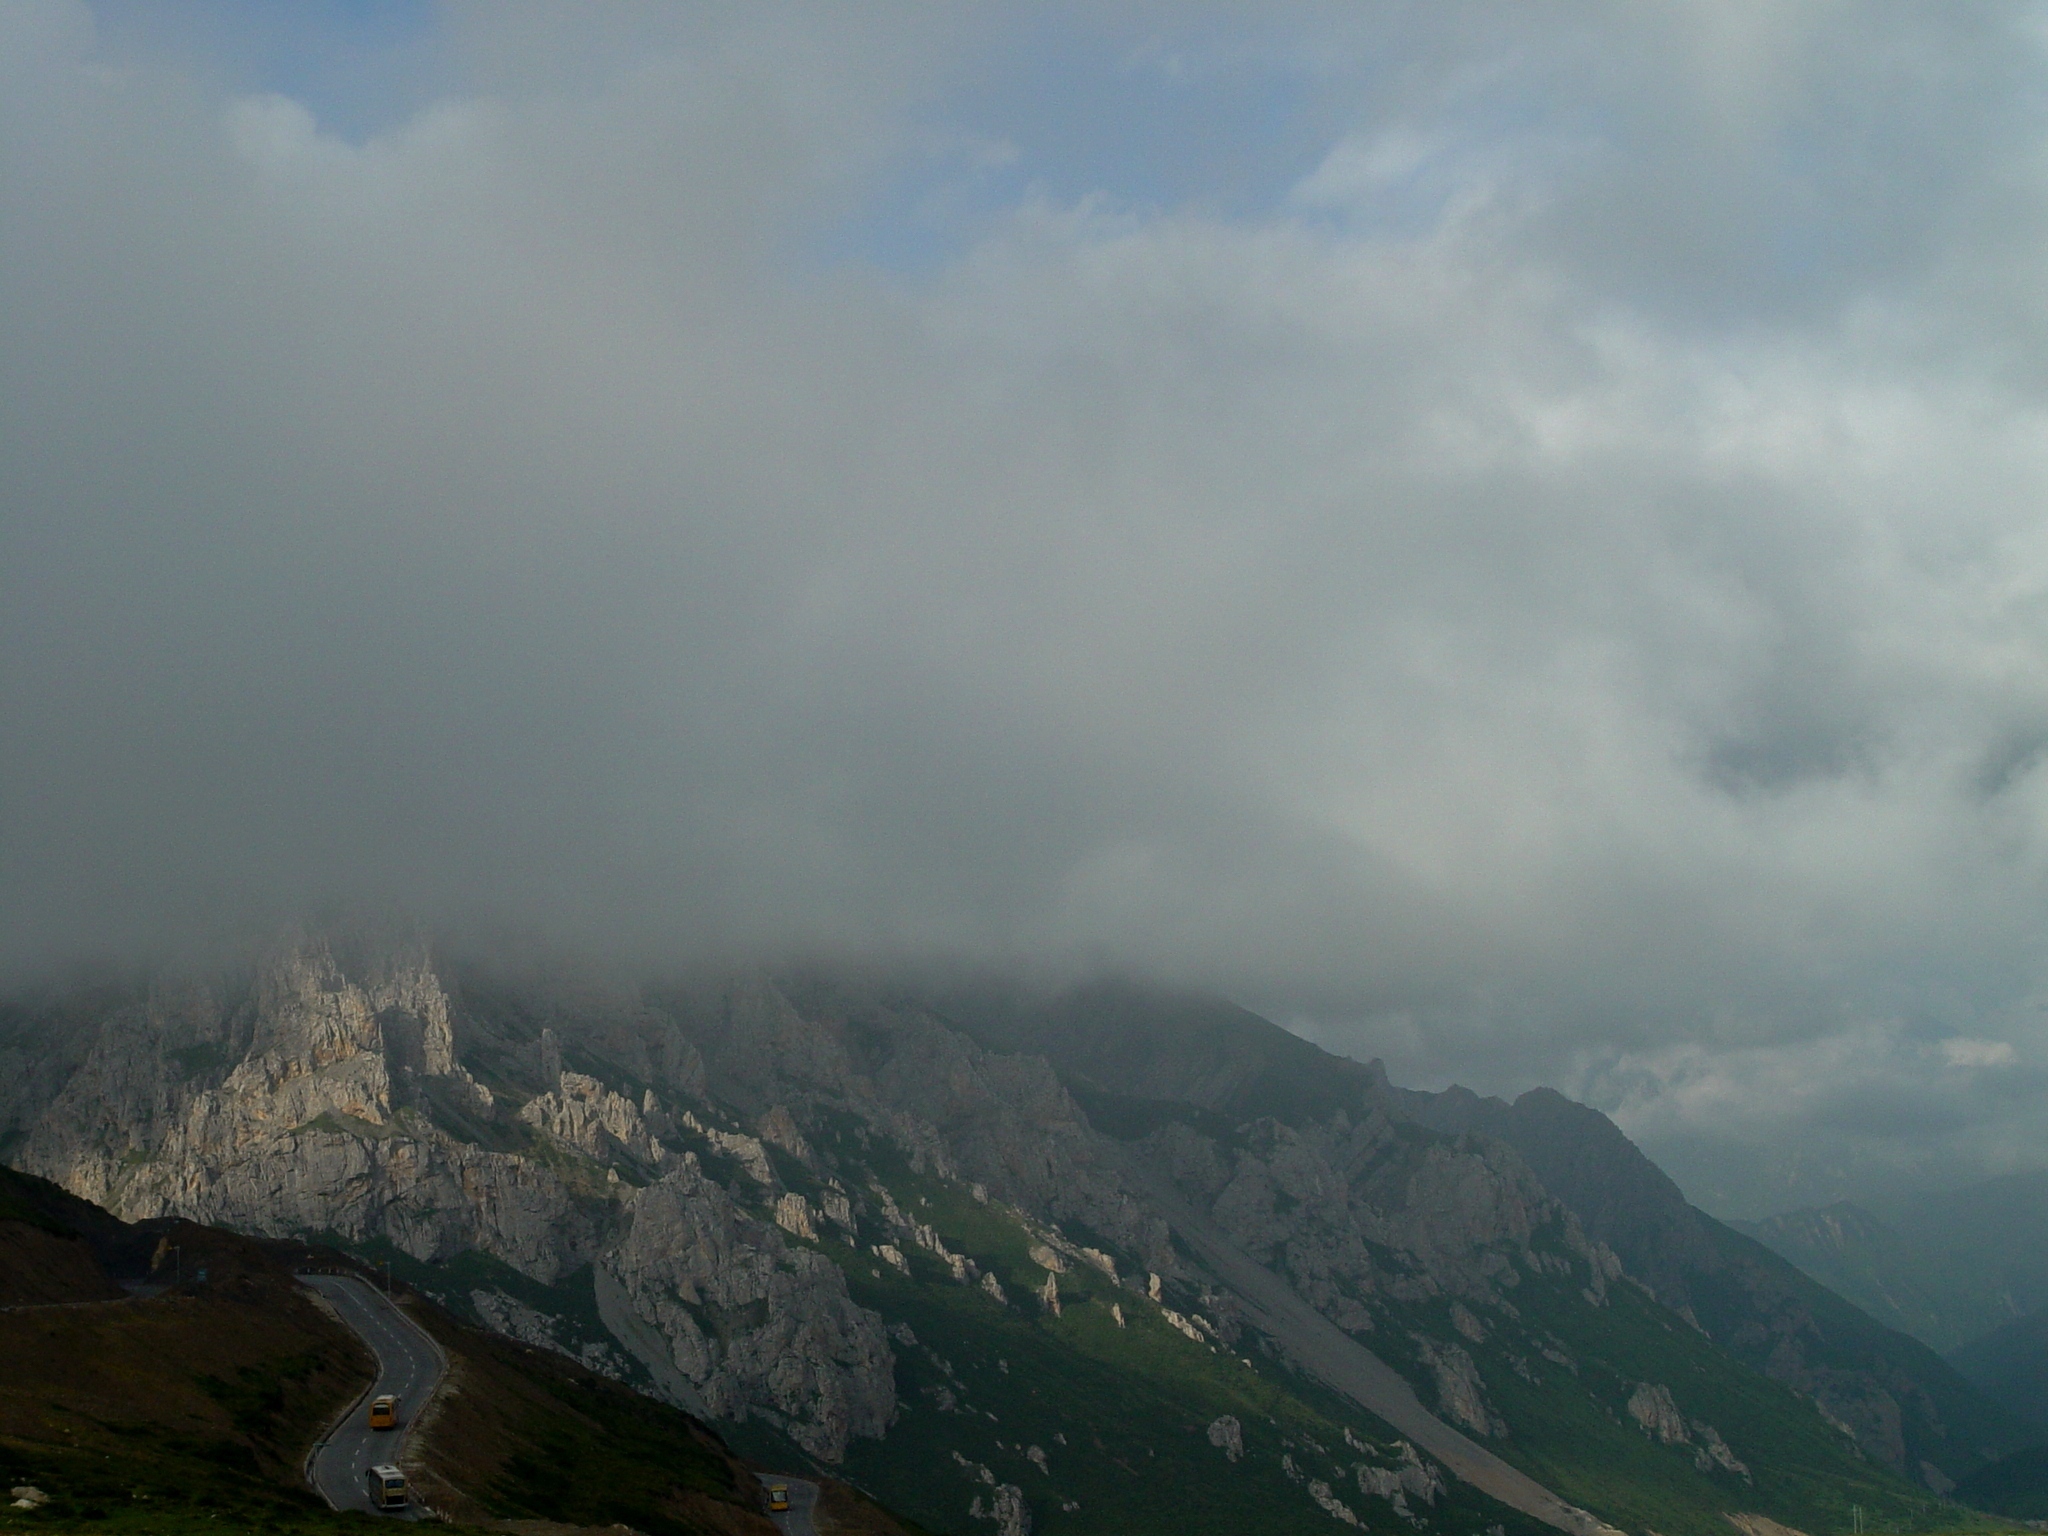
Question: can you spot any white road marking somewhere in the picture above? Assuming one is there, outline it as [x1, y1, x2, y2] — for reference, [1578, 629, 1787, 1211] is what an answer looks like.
[299, 1274, 448, 1521]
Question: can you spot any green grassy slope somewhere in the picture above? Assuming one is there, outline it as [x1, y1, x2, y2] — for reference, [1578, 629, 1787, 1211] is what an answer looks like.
[1955, 1443, 2048, 1520]
[359, 1096, 2024, 1536]
[1370, 1249, 1966, 1536]
[911, 976, 2035, 1489]
[823, 1135, 2031, 1536]
[820, 1135, 1550, 1536]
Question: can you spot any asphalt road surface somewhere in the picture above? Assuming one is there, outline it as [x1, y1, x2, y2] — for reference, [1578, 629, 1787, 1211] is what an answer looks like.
[301, 1274, 447, 1518]
[757, 1473, 820, 1536]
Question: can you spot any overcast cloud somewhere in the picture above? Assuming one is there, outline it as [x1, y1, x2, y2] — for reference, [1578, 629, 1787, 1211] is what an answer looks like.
[10, 1, 2048, 1213]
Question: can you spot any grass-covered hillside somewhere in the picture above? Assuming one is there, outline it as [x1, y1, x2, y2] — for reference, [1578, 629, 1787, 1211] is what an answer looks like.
[368, 1110, 2018, 1536]
[1368, 1239, 1962, 1536]
[370, 1129, 1555, 1536]
[0, 1168, 378, 1534]
[928, 980, 2033, 1492]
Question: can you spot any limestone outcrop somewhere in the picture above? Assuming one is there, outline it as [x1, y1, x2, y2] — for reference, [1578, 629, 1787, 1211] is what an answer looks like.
[603, 1158, 894, 1460]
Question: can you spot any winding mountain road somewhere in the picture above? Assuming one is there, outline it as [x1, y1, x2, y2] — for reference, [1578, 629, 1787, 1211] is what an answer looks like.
[757, 1473, 820, 1535]
[301, 1274, 447, 1518]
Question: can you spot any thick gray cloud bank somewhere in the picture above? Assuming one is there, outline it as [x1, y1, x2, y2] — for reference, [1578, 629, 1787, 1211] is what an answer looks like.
[10, 1, 2048, 1213]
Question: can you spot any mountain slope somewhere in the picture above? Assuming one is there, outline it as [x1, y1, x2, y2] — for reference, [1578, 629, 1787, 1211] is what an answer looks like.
[0, 942, 2026, 1536]
[1949, 1308, 2048, 1432]
[912, 975, 2033, 1491]
[911, 975, 1386, 1126]
[1397, 1085, 2030, 1491]
[0, 1168, 379, 1533]
[1732, 1172, 2048, 1432]
[1728, 1203, 1985, 1352]
[1955, 1441, 2048, 1521]
[1732, 1183, 2048, 1358]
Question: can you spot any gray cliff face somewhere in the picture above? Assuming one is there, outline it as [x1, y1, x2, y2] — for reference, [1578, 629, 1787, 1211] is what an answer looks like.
[20, 941, 603, 1279]
[8, 939, 894, 1460]
[1139, 1103, 1619, 1342]
[1, 940, 1599, 1471]
[6, 946, 1234, 1464]
[605, 1158, 894, 1460]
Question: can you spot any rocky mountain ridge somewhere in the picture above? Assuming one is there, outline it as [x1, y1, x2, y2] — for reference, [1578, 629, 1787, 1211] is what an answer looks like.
[0, 940, 2019, 1536]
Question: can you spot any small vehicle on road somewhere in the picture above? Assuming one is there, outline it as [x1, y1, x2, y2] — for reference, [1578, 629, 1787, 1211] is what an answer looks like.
[368, 1394, 398, 1430]
[767, 1483, 790, 1512]
[367, 1464, 408, 1511]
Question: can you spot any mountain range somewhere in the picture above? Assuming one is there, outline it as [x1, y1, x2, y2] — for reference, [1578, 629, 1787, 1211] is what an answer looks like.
[1728, 1172, 2048, 1470]
[0, 933, 2038, 1536]
[1735, 1177, 2048, 1359]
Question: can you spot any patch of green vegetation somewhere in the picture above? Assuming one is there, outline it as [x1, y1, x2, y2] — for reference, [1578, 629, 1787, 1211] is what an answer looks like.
[415, 1075, 530, 1153]
[810, 1175, 1547, 1536]
[510, 1127, 631, 1200]
[193, 1355, 323, 1447]
[288, 1111, 396, 1140]
[0, 1431, 398, 1535]
[844, 1250, 1549, 1536]
[477, 1372, 744, 1536]
[1370, 1255, 1986, 1536]
[848, 1138, 1062, 1296]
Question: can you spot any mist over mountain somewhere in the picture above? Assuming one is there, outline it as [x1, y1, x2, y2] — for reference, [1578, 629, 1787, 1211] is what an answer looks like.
[15, 3, 2048, 1233]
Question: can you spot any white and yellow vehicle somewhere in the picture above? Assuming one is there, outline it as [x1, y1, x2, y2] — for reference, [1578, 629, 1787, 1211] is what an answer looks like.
[767, 1483, 790, 1513]
[367, 1464, 408, 1511]
[367, 1394, 398, 1430]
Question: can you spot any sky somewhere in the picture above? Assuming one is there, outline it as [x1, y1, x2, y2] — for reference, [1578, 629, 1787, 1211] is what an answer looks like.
[9, 2, 2048, 1215]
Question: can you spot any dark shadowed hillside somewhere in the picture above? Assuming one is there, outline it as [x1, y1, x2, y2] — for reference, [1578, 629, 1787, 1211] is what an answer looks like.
[1733, 1176, 2048, 1357]
[1395, 1084, 2029, 1493]
[0, 1164, 902, 1536]
[1950, 1309, 2048, 1432]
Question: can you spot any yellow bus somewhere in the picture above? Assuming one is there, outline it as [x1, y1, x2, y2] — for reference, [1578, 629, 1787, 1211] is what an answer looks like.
[368, 1394, 398, 1430]
[767, 1484, 790, 1513]
[366, 1464, 408, 1511]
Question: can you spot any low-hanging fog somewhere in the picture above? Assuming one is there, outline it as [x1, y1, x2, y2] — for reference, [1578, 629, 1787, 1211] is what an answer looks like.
[9, 1, 2048, 1215]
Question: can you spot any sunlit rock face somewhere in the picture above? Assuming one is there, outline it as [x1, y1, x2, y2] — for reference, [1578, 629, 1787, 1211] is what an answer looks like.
[17, 937, 601, 1280]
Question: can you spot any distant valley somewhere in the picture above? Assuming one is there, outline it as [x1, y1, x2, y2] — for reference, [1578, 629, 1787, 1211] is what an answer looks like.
[1735, 1177, 2048, 1359]
[1732, 1174, 2048, 1452]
